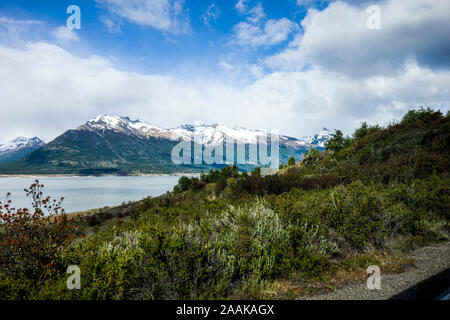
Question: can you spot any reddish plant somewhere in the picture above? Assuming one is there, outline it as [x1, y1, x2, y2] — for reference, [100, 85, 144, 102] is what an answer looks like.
[0, 180, 82, 281]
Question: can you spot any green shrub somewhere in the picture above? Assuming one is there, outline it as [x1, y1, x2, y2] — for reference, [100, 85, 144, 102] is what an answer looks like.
[0, 180, 81, 286]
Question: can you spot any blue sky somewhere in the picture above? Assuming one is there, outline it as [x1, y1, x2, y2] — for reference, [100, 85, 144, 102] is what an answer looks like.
[0, 0, 312, 76]
[0, 0, 449, 143]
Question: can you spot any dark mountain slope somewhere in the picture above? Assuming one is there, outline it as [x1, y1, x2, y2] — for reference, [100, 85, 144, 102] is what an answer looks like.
[0, 129, 203, 174]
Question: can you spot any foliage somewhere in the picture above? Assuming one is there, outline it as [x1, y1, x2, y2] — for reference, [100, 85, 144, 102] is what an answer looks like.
[1, 108, 449, 300]
[401, 107, 435, 124]
[325, 130, 352, 153]
[288, 156, 296, 166]
[353, 122, 381, 140]
[0, 180, 81, 291]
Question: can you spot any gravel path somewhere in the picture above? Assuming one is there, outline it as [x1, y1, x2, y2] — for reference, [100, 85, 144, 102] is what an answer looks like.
[303, 241, 450, 300]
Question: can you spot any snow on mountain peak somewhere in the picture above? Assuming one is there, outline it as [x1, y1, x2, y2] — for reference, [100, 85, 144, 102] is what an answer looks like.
[300, 128, 335, 148]
[80, 115, 334, 149]
[169, 123, 272, 146]
[83, 115, 182, 141]
[0, 136, 45, 153]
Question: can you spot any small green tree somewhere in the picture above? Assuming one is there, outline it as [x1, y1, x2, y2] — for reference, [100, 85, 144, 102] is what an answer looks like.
[230, 164, 239, 177]
[177, 176, 192, 192]
[288, 156, 296, 166]
[206, 169, 221, 183]
[353, 122, 381, 140]
[251, 167, 261, 177]
[215, 177, 227, 196]
[220, 166, 231, 179]
[325, 130, 352, 152]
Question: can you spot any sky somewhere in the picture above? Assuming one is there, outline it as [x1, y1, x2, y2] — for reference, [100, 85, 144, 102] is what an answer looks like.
[0, 0, 449, 143]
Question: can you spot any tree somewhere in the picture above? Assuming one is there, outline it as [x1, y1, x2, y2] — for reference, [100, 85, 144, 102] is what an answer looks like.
[353, 122, 381, 140]
[215, 177, 227, 196]
[189, 177, 206, 191]
[230, 164, 239, 178]
[206, 169, 221, 183]
[303, 148, 321, 165]
[251, 167, 261, 177]
[401, 107, 435, 124]
[325, 130, 352, 153]
[288, 156, 296, 166]
[220, 166, 231, 179]
[177, 176, 192, 192]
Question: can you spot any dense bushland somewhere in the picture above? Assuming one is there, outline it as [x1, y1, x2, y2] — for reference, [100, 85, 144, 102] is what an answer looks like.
[0, 108, 449, 299]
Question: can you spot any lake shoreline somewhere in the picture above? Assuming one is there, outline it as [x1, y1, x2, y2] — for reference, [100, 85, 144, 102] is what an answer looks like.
[0, 172, 201, 178]
[0, 175, 183, 213]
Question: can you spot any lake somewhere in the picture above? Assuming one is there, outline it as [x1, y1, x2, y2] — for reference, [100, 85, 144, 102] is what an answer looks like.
[0, 176, 183, 213]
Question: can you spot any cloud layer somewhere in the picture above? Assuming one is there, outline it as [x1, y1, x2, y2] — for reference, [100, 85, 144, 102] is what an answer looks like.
[95, 0, 190, 34]
[230, 2, 298, 47]
[0, 0, 449, 144]
[266, 0, 450, 76]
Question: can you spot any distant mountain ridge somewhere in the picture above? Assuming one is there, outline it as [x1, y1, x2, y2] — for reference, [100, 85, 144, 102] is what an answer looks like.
[0, 115, 334, 175]
[0, 136, 45, 164]
[81, 115, 334, 149]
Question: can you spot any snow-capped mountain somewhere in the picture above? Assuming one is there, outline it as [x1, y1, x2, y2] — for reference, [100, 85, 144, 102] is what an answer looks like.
[80, 114, 181, 141]
[299, 128, 335, 148]
[171, 123, 269, 146]
[0, 115, 334, 174]
[0, 136, 44, 152]
[81, 115, 333, 149]
[0, 136, 45, 164]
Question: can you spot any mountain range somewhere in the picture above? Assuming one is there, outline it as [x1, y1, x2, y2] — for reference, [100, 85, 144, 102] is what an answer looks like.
[0, 115, 334, 175]
[0, 136, 45, 165]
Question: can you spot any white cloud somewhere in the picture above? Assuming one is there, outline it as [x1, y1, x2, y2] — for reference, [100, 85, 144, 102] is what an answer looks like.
[202, 4, 221, 26]
[235, 0, 250, 14]
[0, 16, 44, 46]
[51, 26, 79, 43]
[230, 18, 299, 47]
[267, 0, 450, 77]
[297, 0, 379, 8]
[246, 3, 266, 24]
[1, 40, 449, 144]
[0, 16, 43, 31]
[239, 61, 450, 134]
[1, 0, 450, 144]
[218, 59, 234, 71]
[229, 3, 298, 48]
[95, 0, 190, 34]
[100, 15, 122, 34]
[0, 42, 209, 142]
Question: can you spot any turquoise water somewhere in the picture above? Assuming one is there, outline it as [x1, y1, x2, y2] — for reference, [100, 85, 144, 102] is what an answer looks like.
[0, 176, 182, 213]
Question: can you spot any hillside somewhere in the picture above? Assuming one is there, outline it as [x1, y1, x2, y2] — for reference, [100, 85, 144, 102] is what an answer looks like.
[0, 128, 196, 174]
[275, 107, 450, 190]
[1, 108, 449, 300]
